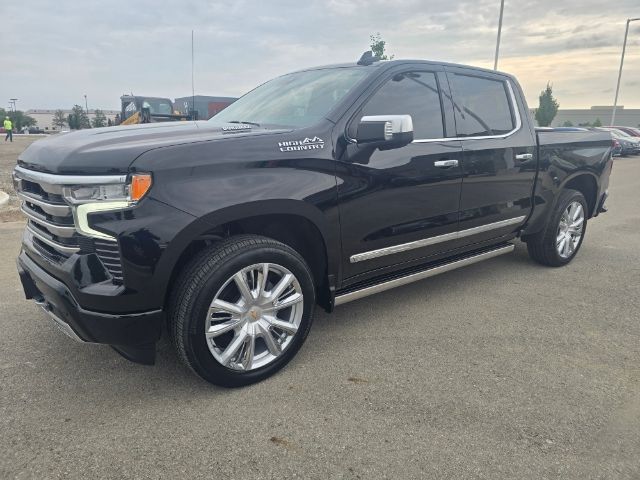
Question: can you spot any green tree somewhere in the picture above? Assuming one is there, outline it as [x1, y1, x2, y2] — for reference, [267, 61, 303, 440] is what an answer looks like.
[369, 33, 394, 60]
[534, 83, 560, 127]
[52, 109, 67, 129]
[592, 118, 602, 127]
[562, 120, 574, 127]
[91, 109, 107, 128]
[68, 105, 90, 129]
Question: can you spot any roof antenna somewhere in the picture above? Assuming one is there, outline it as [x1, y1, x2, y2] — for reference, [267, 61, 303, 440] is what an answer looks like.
[357, 50, 380, 66]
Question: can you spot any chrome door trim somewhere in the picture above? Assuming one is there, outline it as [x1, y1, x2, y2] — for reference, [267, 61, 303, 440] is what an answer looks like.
[336, 244, 514, 306]
[349, 215, 525, 263]
[346, 79, 522, 146]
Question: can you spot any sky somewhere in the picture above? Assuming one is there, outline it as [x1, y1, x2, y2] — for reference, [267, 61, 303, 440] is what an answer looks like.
[1, 0, 639, 111]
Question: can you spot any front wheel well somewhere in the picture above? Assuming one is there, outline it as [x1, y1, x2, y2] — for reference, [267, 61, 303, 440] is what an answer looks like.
[564, 174, 598, 217]
[164, 214, 331, 317]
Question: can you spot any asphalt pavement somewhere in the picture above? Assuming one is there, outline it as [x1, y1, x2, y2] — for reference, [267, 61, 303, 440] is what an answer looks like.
[1, 157, 639, 479]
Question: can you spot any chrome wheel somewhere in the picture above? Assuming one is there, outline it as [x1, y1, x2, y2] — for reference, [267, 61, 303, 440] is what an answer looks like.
[205, 263, 304, 371]
[556, 201, 584, 259]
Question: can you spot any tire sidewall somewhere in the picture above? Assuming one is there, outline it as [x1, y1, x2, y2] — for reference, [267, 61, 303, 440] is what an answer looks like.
[181, 244, 315, 387]
[549, 190, 588, 265]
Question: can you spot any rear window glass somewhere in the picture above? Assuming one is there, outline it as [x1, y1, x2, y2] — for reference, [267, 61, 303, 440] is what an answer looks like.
[451, 74, 515, 137]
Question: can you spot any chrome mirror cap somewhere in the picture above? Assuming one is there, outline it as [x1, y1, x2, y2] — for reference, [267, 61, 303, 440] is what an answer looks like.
[360, 115, 414, 140]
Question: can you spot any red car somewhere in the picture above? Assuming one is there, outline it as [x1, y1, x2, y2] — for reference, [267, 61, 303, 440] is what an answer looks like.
[606, 126, 640, 137]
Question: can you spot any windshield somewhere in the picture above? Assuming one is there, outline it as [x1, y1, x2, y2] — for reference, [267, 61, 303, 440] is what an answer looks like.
[210, 67, 369, 128]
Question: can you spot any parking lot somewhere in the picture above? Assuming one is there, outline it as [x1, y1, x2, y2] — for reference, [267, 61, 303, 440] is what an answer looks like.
[1, 151, 639, 479]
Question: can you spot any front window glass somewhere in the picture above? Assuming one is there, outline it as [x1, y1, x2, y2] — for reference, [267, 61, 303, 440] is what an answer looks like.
[211, 68, 370, 128]
[360, 71, 444, 139]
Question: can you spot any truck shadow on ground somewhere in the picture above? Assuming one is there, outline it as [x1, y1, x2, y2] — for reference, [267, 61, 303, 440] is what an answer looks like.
[26, 240, 576, 400]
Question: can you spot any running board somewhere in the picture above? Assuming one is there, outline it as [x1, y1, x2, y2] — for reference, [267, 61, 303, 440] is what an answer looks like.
[334, 244, 515, 306]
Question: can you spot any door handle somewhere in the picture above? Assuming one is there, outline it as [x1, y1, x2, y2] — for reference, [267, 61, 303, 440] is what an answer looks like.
[515, 153, 533, 161]
[434, 159, 459, 168]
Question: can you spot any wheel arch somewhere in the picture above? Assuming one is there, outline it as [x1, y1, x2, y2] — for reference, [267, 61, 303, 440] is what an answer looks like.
[560, 172, 599, 217]
[155, 200, 338, 315]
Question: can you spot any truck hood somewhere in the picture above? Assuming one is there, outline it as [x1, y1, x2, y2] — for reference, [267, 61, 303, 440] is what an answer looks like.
[17, 121, 290, 175]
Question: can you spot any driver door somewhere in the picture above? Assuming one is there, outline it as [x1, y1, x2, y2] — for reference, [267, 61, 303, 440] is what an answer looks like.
[336, 68, 464, 282]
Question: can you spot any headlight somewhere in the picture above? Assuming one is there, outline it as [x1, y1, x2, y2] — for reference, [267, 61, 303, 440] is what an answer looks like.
[62, 173, 152, 240]
[62, 173, 152, 205]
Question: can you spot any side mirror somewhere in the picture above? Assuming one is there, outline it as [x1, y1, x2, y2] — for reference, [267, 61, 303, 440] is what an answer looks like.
[355, 115, 414, 149]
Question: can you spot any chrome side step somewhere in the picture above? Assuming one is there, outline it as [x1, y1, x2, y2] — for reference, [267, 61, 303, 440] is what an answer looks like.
[334, 244, 515, 306]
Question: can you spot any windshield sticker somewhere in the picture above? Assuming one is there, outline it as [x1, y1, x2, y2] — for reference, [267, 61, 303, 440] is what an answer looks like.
[279, 137, 325, 152]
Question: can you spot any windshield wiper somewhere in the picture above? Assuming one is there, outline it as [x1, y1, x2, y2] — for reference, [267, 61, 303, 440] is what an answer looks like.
[228, 120, 261, 127]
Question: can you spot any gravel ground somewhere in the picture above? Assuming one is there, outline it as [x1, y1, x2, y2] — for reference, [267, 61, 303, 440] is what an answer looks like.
[0, 155, 639, 479]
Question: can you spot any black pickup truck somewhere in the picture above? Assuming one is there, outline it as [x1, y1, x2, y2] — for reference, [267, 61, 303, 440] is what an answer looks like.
[14, 53, 612, 386]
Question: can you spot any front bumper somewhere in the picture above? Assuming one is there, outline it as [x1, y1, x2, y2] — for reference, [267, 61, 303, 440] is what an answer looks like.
[17, 250, 162, 362]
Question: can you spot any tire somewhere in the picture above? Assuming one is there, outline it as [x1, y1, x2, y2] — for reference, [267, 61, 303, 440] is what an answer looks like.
[526, 189, 588, 267]
[169, 235, 316, 387]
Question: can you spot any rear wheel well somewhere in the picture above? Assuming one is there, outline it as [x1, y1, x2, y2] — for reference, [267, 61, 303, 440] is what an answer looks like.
[164, 214, 330, 317]
[564, 175, 597, 216]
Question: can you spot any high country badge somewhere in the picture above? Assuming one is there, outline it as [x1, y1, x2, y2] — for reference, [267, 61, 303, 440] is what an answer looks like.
[279, 136, 325, 152]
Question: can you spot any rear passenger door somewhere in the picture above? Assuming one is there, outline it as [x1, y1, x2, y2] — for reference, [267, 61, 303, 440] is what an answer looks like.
[445, 67, 536, 244]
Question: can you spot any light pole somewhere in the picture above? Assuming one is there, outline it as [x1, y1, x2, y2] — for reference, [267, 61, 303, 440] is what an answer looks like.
[84, 94, 89, 115]
[494, 0, 505, 70]
[9, 98, 18, 112]
[611, 18, 640, 125]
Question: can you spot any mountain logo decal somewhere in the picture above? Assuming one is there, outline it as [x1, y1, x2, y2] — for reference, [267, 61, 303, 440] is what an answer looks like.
[278, 136, 325, 152]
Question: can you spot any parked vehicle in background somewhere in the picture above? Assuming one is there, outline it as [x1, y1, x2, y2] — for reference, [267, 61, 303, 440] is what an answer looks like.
[611, 138, 623, 157]
[606, 126, 640, 138]
[14, 54, 613, 387]
[119, 95, 193, 125]
[596, 128, 640, 156]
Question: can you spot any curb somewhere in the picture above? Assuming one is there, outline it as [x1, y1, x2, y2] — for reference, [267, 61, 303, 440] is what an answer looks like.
[0, 191, 9, 208]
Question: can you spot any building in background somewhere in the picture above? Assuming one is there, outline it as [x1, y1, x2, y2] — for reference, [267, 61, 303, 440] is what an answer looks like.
[173, 96, 237, 120]
[529, 106, 640, 127]
[26, 109, 120, 132]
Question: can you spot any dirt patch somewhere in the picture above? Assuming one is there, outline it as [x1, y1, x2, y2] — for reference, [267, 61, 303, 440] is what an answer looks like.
[0, 136, 41, 219]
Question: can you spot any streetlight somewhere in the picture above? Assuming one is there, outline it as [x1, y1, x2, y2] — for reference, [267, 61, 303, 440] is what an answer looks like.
[611, 18, 640, 125]
[84, 94, 89, 114]
[494, 0, 505, 70]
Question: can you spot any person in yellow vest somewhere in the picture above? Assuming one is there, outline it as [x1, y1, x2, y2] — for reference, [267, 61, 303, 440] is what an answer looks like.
[3, 117, 12, 142]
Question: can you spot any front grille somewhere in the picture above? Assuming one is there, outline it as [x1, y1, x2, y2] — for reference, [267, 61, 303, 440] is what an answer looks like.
[14, 167, 125, 284]
[14, 175, 81, 258]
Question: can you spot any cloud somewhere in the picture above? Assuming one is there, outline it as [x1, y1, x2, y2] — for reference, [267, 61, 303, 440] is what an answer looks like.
[1, 0, 638, 110]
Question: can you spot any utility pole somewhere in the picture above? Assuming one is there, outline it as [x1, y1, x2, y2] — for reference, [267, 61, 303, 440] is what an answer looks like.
[494, 0, 505, 70]
[611, 18, 640, 125]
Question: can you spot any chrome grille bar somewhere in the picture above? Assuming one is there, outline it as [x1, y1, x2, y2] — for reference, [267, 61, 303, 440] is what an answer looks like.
[26, 224, 80, 255]
[21, 205, 76, 238]
[14, 165, 127, 187]
[17, 191, 71, 216]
